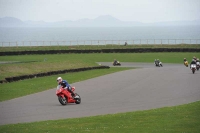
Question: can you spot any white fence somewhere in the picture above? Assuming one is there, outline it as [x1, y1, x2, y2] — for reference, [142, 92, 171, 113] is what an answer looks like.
[1, 39, 200, 47]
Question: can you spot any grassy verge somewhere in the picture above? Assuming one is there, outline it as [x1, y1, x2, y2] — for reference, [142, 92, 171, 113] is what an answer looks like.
[0, 100, 199, 133]
[1, 53, 199, 80]
[0, 44, 200, 52]
[0, 67, 131, 101]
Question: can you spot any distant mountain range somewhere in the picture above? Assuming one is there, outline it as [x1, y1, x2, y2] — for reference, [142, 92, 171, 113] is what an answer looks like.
[0, 15, 200, 27]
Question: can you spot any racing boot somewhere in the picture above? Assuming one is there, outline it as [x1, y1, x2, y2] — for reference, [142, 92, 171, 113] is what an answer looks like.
[70, 90, 76, 98]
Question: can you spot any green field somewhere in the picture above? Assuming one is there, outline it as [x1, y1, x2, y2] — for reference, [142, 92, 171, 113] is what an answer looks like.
[1, 53, 199, 80]
[0, 44, 200, 52]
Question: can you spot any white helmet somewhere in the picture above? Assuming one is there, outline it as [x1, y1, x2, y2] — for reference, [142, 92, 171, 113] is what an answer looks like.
[57, 77, 62, 82]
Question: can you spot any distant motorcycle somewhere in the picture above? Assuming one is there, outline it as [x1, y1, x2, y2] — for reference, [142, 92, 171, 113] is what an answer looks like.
[184, 61, 189, 67]
[56, 85, 81, 105]
[154, 61, 163, 67]
[113, 61, 121, 66]
[196, 62, 200, 71]
[191, 64, 196, 74]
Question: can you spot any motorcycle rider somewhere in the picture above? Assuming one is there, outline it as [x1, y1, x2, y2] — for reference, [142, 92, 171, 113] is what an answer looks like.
[196, 58, 200, 63]
[193, 56, 197, 62]
[196, 58, 200, 67]
[57, 77, 76, 97]
[183, 58, 188, 67]
[155, 59, 160, 66]
[113, 59, 118, 65]
[190, 59, 196, 69]
[154, 59, 157, 65]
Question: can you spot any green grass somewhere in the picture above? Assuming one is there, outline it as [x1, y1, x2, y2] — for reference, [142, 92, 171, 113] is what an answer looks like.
[0, 100, 199, 133]
[0, 44, 200, 52]
[0, 67, 131, 101]
[1, 53, 199, 80]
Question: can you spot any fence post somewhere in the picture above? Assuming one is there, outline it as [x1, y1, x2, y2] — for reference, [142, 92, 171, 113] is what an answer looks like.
[175, 39, 176, 44]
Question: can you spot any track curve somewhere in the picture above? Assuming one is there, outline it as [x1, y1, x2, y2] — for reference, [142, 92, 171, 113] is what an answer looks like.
[0, 62, 200, 125]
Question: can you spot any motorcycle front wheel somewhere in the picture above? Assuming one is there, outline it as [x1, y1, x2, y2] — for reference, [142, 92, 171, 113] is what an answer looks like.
[58, 96, 67, 105]
[74, 93, 81, 104]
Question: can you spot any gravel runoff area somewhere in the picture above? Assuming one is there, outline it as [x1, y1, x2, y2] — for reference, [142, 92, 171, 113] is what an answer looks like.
[0, 62, 199, 125]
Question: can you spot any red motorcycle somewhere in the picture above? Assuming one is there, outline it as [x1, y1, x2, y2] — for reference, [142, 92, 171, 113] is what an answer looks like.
[56, 85, 81, 105]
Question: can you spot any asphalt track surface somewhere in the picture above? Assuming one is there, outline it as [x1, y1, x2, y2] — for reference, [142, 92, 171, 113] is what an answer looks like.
[0, 62, 200, 125]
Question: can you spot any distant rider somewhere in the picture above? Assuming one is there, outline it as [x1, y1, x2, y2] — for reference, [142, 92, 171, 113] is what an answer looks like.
[57, 77, 76, 97]
[155, 59, 160, 66]
[196, 58, 200, 65]
[190, 59, 196, 68]
[113, 59, 117, 65]
[157, 59, 160, 63]
[193, 56, 197, 62]
[196, 58, 200, 63]
[183, 58, 188, 66]
[154, 59, 157, 65]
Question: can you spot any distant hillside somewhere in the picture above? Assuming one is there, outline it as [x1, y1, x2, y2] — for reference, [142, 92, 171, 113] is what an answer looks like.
[0, 17, 25, 27]
[0, 15, 200, 27]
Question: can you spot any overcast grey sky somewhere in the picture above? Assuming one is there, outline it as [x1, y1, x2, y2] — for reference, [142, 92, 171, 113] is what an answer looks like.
[0, 0, 200, 23]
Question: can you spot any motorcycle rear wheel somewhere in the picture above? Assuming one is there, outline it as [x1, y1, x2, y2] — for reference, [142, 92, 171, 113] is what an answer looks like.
[192, 69, 195, 74]
[58, 96, 67, 105]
